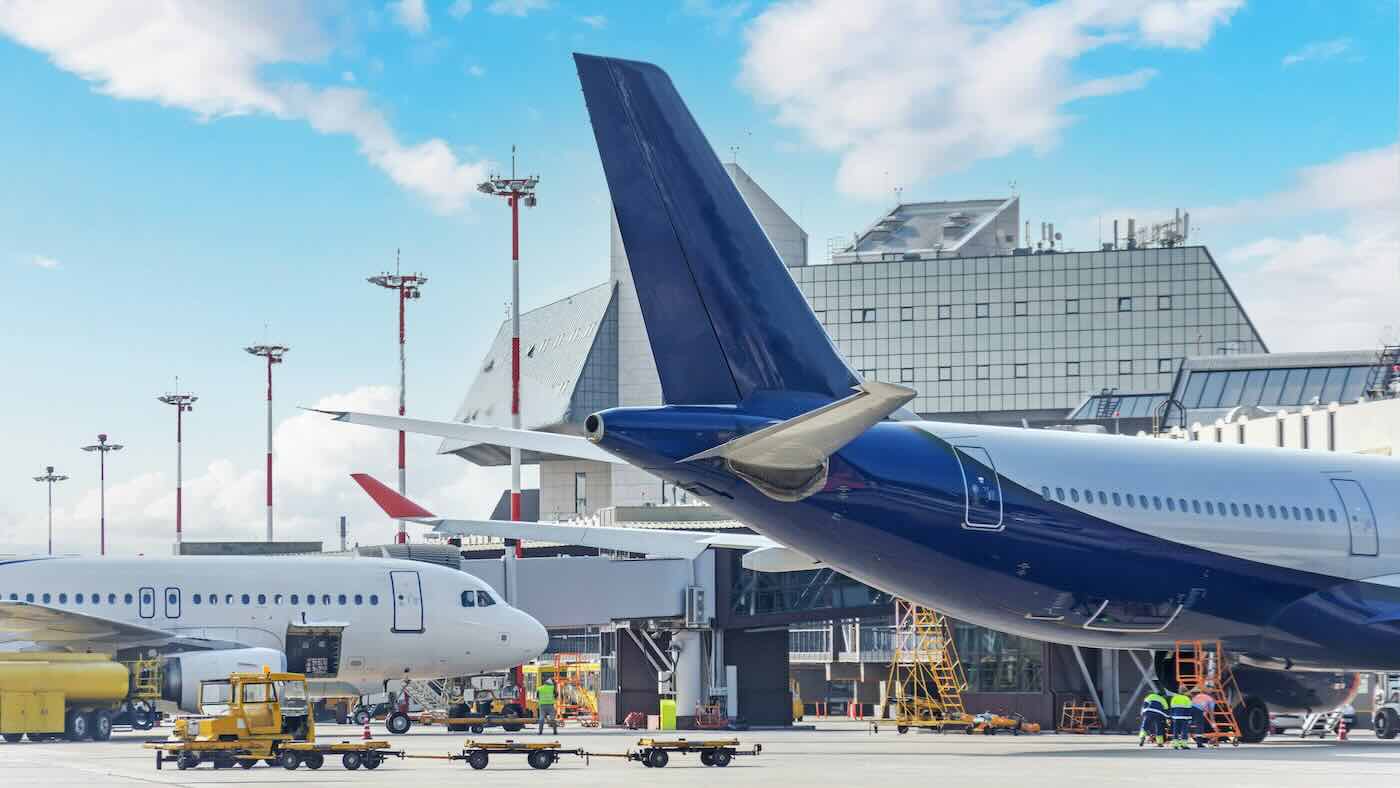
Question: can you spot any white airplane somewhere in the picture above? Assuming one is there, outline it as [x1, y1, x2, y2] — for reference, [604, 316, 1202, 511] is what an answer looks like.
[0, 554, 548, 714]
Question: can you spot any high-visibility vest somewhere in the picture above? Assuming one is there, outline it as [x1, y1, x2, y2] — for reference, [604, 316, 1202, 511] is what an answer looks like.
[1143, 693, 1167, 710]
[537, 683, 556, 705]
[1169, 693, 1194, 712]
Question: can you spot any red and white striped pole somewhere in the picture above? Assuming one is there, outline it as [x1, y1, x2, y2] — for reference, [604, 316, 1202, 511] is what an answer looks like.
[398, 278, 408, 544]
[244, 344, 288, 542]
[159, 387, 197, 553]
[509, 188, 523, 558]
[81, 434, 122, 556]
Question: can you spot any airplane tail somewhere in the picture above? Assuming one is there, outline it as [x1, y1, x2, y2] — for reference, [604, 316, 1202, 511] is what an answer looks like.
[574, 54, 858, 407]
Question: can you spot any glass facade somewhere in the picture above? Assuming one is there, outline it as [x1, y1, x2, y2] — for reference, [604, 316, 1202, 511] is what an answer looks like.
[952, 622, 1044, 693]
[1172, 365, 1371, 410]
[566, 295, 619, 422]
[731, 565, 894, 618]
[1070, 393, 1170, 420]
[792, 246, 1265, 416]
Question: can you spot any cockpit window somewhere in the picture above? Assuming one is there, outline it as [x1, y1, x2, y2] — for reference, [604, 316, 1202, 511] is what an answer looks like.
[460, 591, 476, 607]
[477, 591, 496, 607]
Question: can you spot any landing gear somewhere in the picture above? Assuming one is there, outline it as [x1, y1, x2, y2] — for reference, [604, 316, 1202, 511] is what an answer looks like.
[1375, 707, 1400, 740]
[1235, 697, 1270, 744]
[385, 711, 412, 735]
[352, 707, 373, 726]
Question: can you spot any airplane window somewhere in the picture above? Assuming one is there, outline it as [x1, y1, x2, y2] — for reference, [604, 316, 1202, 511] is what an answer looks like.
[58, 593, 67, 604]
[369, 595, 379, 606]
[1040, 486, 1050, 500]
[108, 593, 116, 604]
[1070, 489, 1079, 503]
[1166, 498, 1176, 512]
[1139, 495, 1149, 509]
[354, 594, 363, 605]
[1241, 504, 1251, 519]
[42, 593, 51, 603]
[75, 594, 83, 604]
[1083, 489, 1093, 503]
[1328, 509, 1338, 522]
[290, 594, 299, 605]
[193, 594, 202, 604]
[1192, 500, 1201, 514]
[7, 593, 15, 601]
[1055, 487, 1064, 501]
[1098, 491, 1108, 505]
[1152, 497, 1162, 511]
[1267, 505, 1277, 518]
[1315, 508, 1327, 522]
[124, 593, 133, 604]
[25, 593, 34, 602]
[1217, 502, 1227, 516]
[1291, 507, 1302, 520]
[209, 594, 218, 606]
[307, 595, 316, 606]
[1304, 508, 1314, 521]
[461, 591, 476, 607]
[1280, 506, 1289, 520]
[477, 591, 496, 607]
[1229, 503, 1239, 516]
[1112, 492, 1122, 506]
[224, 594, 234, 605]
[1126, 494, 1135, 508]
[1255, 505, 1265, 518]
[91, 592, 99, 605]
[257, 594, 267, 605]
[241, 594, 251, 605]
[322, 595, 331, 606]
[338, 594, 347, 605]
[274, 594, 283, 605]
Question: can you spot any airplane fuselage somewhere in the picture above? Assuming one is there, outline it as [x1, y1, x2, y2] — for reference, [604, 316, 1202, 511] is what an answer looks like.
[593, 404, 1400, 671]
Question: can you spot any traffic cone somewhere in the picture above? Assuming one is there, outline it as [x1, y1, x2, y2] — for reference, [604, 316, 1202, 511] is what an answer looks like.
[1338, 716, 1348, 741]
[363, 721, 372, 740]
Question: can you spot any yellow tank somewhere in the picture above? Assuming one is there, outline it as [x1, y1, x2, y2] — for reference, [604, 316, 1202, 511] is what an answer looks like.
[0, 653, 129, 703]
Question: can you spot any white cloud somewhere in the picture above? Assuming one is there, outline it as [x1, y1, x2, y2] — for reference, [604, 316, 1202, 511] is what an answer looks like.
[683, 0, 751, 31]
[739, 0, 1241, 198]
[1283, 37, 1351, 67]
[468, 64, 486, 78]
[577, 14, 607, 29]
[1218, 144, 1400, 352]
[389, 0, 430, 35]
[341, 70, 356, 83]
[0, 1, 488, 213]
[4, 386, 528, 556]
[449, 0, 474, 19]
[488, 0, 551, 16]
[26, 254, 60, 269]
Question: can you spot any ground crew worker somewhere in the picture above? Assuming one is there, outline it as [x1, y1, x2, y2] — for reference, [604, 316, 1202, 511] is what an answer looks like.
[1139, 690, 1169, 747]
[1169, 688, 1195, 749]
[1191, 691, 1217, 748]
[536, 678, 558, 735]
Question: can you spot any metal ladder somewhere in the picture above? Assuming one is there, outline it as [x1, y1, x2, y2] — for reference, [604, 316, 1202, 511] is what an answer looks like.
[885, 600, 967, 728]
[401, 678, 453, 712]
[1363, 345, 1400, 399]
[1174, 640, 1243, 745]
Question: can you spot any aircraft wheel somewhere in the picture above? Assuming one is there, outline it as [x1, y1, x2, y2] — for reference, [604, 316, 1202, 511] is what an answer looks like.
[280, 751, 300, 770]
[1234, 697, 1270, 744]
[527, 750, 554, 770]
[467, 750, 489, 770]
[342, 751, 363, 770]
[646, 748, 669, 768]
[91, 711, 113, 742]
[353, 708, 372, 726]
[303, 752, 324, 770]
[712, 749, 732, 767]
[385, 712, 412, 735]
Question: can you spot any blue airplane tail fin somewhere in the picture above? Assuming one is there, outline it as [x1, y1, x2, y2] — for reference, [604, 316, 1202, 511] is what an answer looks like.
[574, 53, 858, 406]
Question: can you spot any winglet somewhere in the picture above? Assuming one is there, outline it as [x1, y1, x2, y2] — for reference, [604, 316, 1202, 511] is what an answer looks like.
[350, 473, 436, 519]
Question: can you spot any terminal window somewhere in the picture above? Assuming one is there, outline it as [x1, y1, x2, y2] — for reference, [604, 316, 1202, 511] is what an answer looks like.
[900, 306, 914, 321]
[954, 622, 1043, 693]
[1014, 364, 1028, 378]
[1119, 360, 1133, 374]
[937, 305, 951, 320]
[900, 368, 914, 383]
[1065, 299, 1079, 314]
[976, 365, 991, 379]
[1066, 362, 1080, 376]
[1118, 297, 1133, 312]
[1013, 301, 1028, 316]
[975, 303, 990, 318]
[1158, 295, 1172, 310]
[574, 472, 587, 514]
[938, 366, 952, 381]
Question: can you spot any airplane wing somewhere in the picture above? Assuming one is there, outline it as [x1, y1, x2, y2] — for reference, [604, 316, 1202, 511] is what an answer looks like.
[311, 409, 624, 465]
[349, 473, 822, 571]
[0, 601, 176, 649]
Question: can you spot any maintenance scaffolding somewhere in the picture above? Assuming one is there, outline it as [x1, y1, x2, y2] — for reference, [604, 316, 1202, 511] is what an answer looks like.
[885, 600, 968, 732]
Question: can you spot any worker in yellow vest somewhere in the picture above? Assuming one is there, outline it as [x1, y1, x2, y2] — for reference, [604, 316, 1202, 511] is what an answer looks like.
[1139, 690, 1169, 747]
[536, 678, 558, 735]
[1169, 688, 1195, 749]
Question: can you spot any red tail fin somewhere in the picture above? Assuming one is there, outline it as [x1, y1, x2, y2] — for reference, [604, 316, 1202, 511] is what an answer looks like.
[350, 473, 435, 519]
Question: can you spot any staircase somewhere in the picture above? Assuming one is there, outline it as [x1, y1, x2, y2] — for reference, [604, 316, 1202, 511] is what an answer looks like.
[1363, 345, 1400, 399]
[400, 679, 453, 713]
[885, 599, 967, 730]
[1174, 640, 1243, 745]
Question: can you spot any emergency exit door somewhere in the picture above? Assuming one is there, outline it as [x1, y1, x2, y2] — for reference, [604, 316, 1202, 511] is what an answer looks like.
[1331, 479, 1379, 556]
[954, 446, 1004, 531]
[389, 571, 424, 633]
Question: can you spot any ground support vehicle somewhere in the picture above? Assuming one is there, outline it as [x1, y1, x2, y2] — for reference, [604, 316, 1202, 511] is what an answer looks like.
[0, 652, 160, 742]
[145, 669, 402, 771]
[438, 739, 584, 770]
[622, 737, 760, 768]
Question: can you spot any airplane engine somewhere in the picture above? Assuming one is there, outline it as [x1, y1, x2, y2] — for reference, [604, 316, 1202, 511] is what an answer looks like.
[160, 648, 287, 712]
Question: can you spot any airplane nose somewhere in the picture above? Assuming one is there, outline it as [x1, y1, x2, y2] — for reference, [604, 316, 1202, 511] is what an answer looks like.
[522, 612, 549, 658]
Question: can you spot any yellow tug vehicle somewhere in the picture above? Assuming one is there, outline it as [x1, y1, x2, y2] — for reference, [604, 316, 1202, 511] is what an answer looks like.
[145, 668, 402, 771]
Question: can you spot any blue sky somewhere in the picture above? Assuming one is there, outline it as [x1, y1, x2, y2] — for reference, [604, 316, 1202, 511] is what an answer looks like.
[0, 1, 1395, 555]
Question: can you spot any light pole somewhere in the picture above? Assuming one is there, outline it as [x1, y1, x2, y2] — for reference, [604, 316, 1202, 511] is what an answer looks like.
[32, 466, 68, 555]
[477, 148, 539, 560]
[158, 383, 198, 552]
[81, 434, 123, 556]
[367, 252, 427, 545]
[244, 344, 289, 541]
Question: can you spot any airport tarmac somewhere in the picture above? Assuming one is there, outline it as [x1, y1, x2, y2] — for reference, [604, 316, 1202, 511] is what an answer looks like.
[0, 721, 1394, 787]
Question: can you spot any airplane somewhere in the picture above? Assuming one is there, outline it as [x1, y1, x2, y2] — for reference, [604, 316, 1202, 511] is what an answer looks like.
[317, 53, 1400, 742]
[0, 554, 549, 719]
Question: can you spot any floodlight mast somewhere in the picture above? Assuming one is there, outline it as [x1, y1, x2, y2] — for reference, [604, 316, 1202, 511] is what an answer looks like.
[477, 149, 539, 561]
[158, 382, 198, 552]
[80, 434, 123, 556]
[244, 344, 289, 541]
[32, 465, 68, 556]
[367, 251, 428, 545]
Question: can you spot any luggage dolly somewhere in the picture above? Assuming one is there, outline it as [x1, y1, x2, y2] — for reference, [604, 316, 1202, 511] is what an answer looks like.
[148, 739, 404, 771]
[445, 739, 585, 770]
[626, 738, 760, 768]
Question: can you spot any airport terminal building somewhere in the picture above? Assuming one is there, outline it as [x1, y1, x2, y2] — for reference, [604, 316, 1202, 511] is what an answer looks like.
[441, 164, 1398, 726]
